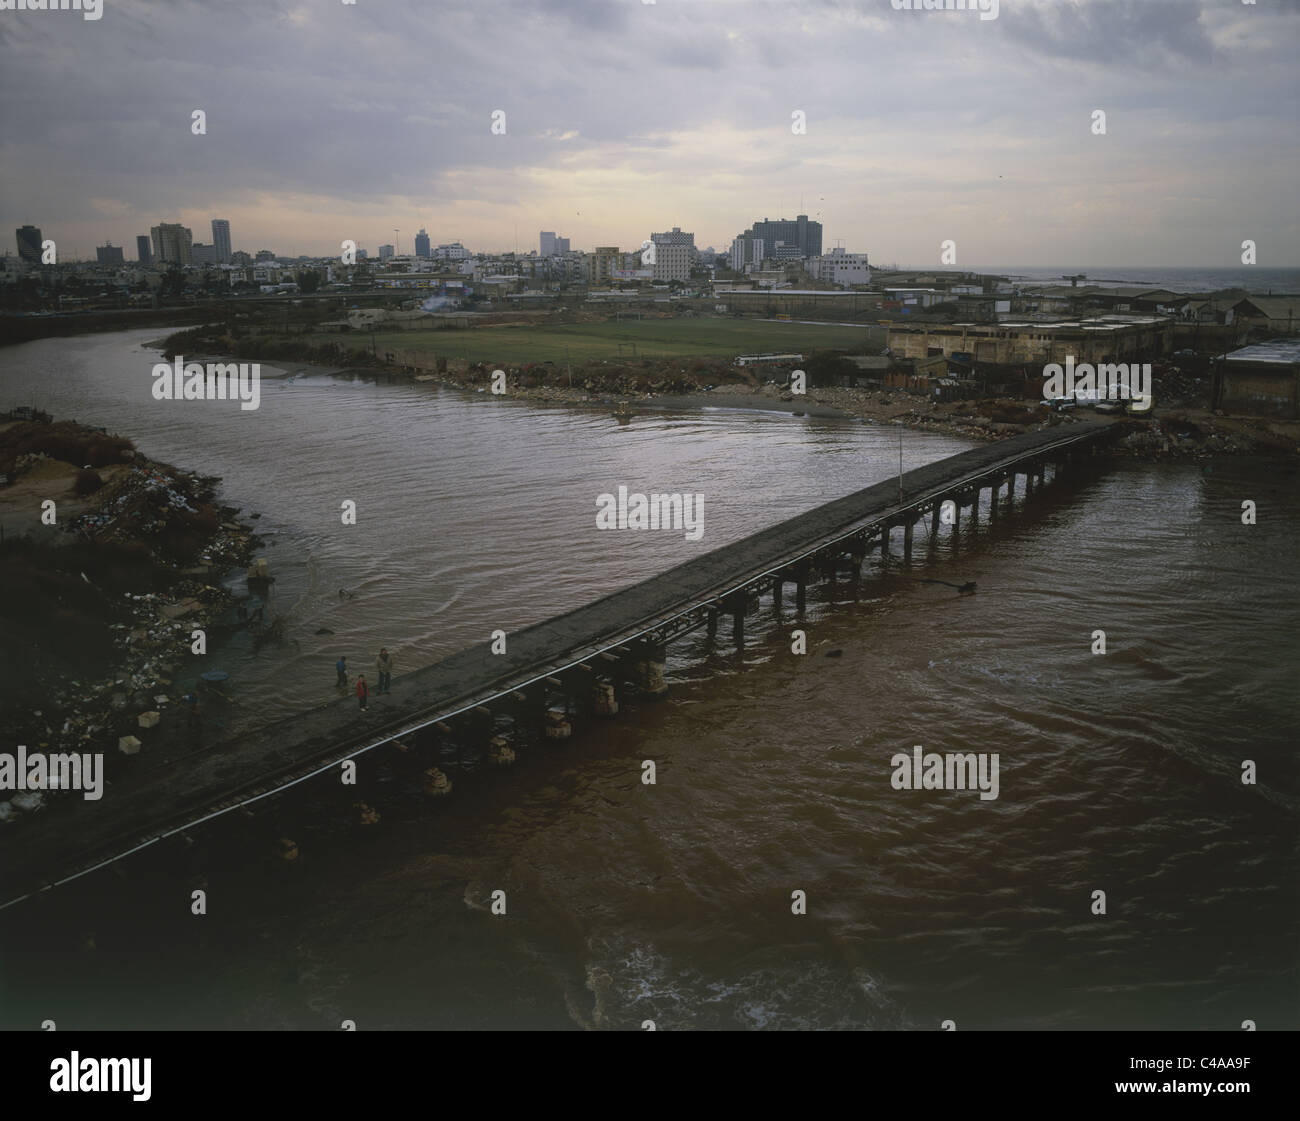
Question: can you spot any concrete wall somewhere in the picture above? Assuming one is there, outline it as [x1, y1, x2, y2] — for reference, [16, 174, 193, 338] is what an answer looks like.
[1220, 366, 1299, 418]
[724, 290, 878, 315]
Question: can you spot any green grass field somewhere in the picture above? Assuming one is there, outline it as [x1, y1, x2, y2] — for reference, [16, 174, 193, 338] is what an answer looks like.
[294, 318, 884, 366]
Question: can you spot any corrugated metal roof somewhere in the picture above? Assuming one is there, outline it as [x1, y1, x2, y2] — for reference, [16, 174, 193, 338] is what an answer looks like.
[1225, 340, 1300, 366]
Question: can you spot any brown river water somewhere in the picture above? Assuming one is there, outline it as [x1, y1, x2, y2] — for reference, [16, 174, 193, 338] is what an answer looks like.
[0, 330, 1296, 1030]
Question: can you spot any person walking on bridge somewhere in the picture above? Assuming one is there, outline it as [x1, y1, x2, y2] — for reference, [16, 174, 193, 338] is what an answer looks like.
[376, 648, 392, 694]
[356, 674, 369, 712]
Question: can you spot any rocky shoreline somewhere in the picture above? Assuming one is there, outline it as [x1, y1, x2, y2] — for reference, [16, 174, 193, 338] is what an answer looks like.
[0, 420, 260, 827]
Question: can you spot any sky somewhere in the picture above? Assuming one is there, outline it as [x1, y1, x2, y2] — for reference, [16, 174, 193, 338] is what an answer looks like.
[1, 0, 1297, 268]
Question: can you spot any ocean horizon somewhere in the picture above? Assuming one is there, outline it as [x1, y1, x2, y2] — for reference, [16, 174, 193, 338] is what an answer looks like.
[885, 265, 1299, 295]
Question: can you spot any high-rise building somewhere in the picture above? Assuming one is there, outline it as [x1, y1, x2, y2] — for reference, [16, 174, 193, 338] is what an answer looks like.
[540, 231, 556, 257]
[415, 228, 431, 258]
[211, 219, 231, 263]
[15, 225, 42, 263]
[136, 235, 153, 264]
[730, 234, 765, 271]
[651, 226, 695, 250]
[652, 244, 691, 283]
[651, 227, 695, 282]
[742, 215, 822, 259]
[151, 223, 193, 265]
[191, 243, 219, 266]
[556, 236, 570, 255]
[96, 243, 125, 265]
[378, 244, 395, 261]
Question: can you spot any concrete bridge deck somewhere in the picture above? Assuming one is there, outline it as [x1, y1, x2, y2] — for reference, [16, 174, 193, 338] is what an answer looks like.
[0, 418, 1119, 910]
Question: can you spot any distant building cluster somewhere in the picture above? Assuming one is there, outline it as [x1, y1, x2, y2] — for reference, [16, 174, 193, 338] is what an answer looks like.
[8, 206, 878, 299]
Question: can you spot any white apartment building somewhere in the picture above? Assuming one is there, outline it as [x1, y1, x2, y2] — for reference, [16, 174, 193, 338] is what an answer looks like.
[807, 247, 870, 287]
[652, 243, 690, 282]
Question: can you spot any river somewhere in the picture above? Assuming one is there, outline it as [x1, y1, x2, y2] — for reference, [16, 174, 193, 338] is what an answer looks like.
[0, 329, 1295, 1030]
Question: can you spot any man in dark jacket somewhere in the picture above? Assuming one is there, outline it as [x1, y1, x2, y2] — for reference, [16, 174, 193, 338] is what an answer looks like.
[376, 648, 392, 694]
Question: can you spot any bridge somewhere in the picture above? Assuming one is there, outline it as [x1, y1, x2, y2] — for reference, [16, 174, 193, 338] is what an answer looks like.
[0, 418, 1121, 911]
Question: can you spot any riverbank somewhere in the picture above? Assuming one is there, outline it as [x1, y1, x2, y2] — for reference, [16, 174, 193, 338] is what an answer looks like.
[158, 320, 1300, 457]
[0, 415, 260, 826]
[428, 369, 1300, 458]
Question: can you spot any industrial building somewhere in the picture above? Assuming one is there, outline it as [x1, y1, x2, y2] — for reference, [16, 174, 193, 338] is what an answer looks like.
[887, 316, 1173, 367]
[1214, 339, 1300, 418]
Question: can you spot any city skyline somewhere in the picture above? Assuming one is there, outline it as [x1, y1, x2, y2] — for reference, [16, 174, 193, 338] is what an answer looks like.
[1, 0, 1298, 267]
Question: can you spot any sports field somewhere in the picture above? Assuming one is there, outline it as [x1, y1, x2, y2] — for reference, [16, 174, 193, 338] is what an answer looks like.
[296, 317, 883, 366]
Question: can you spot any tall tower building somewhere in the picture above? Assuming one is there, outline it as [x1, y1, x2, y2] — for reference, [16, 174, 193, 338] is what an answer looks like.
[540, 231, 557, 257]
[211, 219, 232, 263]
[744, 214, 822, 259]
[151, 223, 193, 265]
[15, 225, 42, 263]
[136, 234, 153, 264]
[415, 228, 431, 258]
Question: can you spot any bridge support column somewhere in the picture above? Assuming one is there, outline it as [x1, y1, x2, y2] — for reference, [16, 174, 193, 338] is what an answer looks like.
[724, 591, 746, 651]
[633, 641, 669, 700]
[989, 480, 999, 525]
[820, 553, 836, 592]
[903, 518, 914, 563]
[772, 576, 783, 610]
[706, 606, 719, 642]
[794, 560, 809, 613]
[849, 541, 866, 582]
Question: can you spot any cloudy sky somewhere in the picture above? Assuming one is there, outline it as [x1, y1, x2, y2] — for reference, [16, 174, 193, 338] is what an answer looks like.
[1, 0, 1296, 267]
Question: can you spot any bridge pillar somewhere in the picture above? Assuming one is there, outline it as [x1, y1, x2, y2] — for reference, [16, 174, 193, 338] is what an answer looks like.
[819, 553, 836, 591]
[772, 575, 783, 609]
[794, 559, 809, 612]
[989, 480, 999, 524]
[633, 641, 669, 699]
[724, 591, 746, 651]
[903, 519, 914, 563]
[706, 606, 719, 641]
[849, 540, 866, 582]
